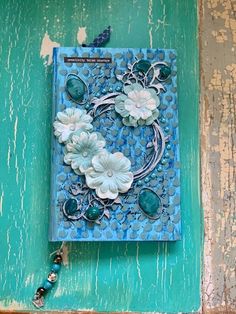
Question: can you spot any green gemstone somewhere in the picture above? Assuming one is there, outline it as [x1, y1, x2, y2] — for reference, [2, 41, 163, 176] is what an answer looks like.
[134, 60, 151, 73]
[159, 65, 171, 80]
[64, 198, 78, 215]
[66, 76, 86, 103]
[85, 206, 100, 221]
[138, 188, 161, 217]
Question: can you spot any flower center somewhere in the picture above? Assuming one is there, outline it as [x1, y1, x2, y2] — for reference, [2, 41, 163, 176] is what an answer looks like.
[82, 151, 88, 157]
[70, 125, 76, 131]
[136, 102, 142, 108]
[107, 170, 113, 177]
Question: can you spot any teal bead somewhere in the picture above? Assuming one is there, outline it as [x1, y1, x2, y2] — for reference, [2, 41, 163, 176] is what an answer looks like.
[85, 206, 100, 221]
[137, 180, 142, 186]
[85, 104, 90, 110]
[51, 263, 61, 273]
[102, 88, 107, 94]
[66, 76, 86, 103]
[151, 173, 156, 179]
[138, 188, 161, 218]
[164, 126, 170, 132]
[161, 158, 167, 165]
[134, 60, 151, 73]
[43, 280, 53, 290]
[159, 65, 171, 80]
[109, 87, 113, 92]
[64, 198, 78, 215]
[96, 92, 101, 97]
[157, 165, 163, 172]
[144, 177, 150, 183]
[160, 117, 166, 124]
[166, 144, 171, 150]
[164, 152, 170, 158]
[116, 86, 122, 92]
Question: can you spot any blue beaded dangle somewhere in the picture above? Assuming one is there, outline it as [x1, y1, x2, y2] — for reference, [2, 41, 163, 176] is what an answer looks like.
[32, 244, 64, 308]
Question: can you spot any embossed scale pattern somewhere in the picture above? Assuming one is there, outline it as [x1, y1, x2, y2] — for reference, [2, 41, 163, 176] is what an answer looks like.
[50, 47, 180, 241]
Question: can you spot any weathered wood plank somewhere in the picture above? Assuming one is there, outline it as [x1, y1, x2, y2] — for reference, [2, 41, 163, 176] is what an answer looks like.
[200, 0, 236, 313]
[0, 0, 201, 312]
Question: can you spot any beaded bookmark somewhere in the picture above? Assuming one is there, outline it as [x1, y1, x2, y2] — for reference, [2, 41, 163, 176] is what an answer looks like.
[32, 243, 64, 308]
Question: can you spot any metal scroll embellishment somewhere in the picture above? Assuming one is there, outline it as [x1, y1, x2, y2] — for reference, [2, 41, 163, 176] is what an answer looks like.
[53, 59, 171, 223]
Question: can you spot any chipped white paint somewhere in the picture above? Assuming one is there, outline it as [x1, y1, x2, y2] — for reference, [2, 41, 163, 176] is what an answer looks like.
[136, 243, 142, 285]
[77, 27, 87, 45]
[62, 242, 69, 266]
[0, 300, 27, 311]
[208, 0, 236, 45]
[148, 0, 153, 48]
[200, 0, 236, 312]
[40, 32, 60, 66]
[0, 190, 4, 216]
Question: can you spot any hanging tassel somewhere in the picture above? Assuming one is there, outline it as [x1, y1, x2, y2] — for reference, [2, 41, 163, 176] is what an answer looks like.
[32, 243, 64, 308]
[82, 26, 111, 47]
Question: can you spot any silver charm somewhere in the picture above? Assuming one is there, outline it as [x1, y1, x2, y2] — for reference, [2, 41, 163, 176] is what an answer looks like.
[32, 293, 44, 308]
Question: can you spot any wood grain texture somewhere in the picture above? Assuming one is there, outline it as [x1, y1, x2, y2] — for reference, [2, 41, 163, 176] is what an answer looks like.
[0, 0, 201, 312]
[200, 0, 236, 313]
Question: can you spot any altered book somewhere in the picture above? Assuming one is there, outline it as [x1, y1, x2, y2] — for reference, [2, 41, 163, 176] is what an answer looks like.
[49, 47, 181, 241]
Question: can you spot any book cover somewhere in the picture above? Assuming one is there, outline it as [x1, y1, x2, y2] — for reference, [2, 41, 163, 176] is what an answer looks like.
[49, 47, 181, 241]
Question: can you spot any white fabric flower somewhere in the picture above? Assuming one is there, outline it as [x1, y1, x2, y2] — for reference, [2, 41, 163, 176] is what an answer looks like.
[85, 152, 134, 200]
[53, 108, 93, 143]
[115, 83, 160, 127]
[64, 132, 106, 174]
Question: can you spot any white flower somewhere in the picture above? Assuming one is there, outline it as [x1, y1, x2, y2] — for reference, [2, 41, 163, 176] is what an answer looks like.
[64, 132, 106, 174]
[115, 83, 160, 127]
[53, 108, 93, 143]
[85, 151, 133, 200]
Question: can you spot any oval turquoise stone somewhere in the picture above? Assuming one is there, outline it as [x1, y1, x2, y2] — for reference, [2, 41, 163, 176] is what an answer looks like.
[134, 60, 151, 73]
[64, 198, 78, 215]
[66, 76, 86, 103]
[85, 206, 100, 221]
[138, 188, 161, 217]
[159, 65, 171, 80]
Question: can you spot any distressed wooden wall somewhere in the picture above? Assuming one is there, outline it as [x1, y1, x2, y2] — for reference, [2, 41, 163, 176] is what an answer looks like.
[200, 0, 236, 313]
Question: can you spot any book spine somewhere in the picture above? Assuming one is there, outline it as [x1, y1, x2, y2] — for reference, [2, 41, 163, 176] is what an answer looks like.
[48, 47, 59, 241]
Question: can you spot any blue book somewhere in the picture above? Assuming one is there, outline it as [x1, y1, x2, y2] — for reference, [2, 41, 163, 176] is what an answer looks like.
[49, 47, 181, 241]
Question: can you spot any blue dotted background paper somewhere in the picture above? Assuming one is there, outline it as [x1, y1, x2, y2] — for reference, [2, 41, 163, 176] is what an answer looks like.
[49, 47, 181, 241]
